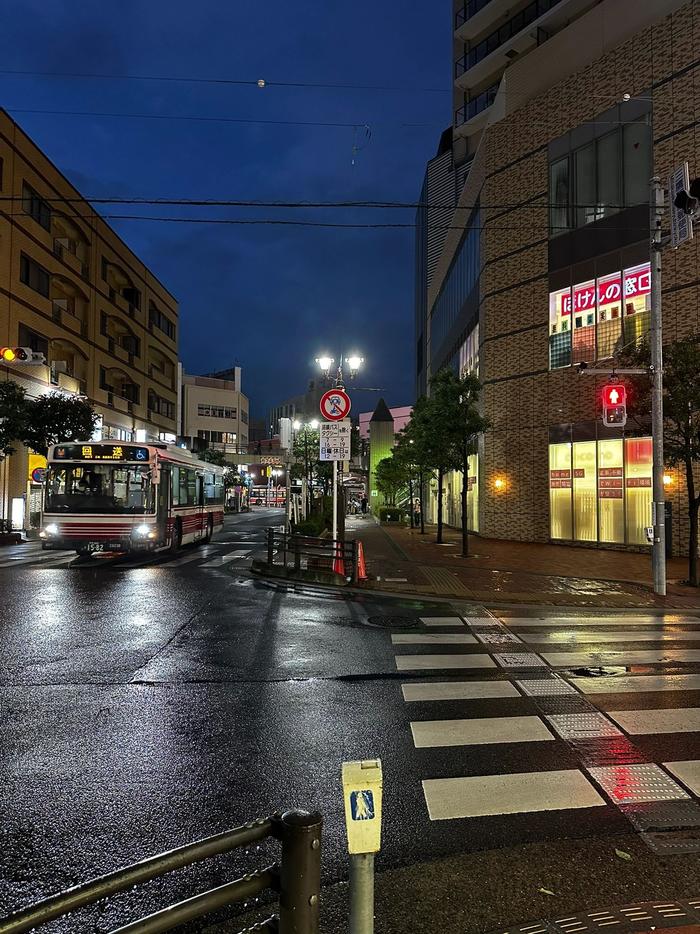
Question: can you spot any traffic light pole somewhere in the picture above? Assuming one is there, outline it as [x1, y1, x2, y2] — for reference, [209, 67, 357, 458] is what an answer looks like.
[650, 176, 667, 597]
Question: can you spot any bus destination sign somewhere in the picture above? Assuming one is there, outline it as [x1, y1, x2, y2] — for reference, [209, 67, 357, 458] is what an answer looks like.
[53, 444, 151, 462]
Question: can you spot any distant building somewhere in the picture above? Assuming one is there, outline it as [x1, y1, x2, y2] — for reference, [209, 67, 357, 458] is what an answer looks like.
[359, 405, 412, 441]
[368, 398, 397, 513]
[269, 380, 326, 435]
[179, 365, 249, 454]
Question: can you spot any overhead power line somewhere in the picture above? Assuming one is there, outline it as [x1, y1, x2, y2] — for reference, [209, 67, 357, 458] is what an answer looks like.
[0, 67, 449, 95]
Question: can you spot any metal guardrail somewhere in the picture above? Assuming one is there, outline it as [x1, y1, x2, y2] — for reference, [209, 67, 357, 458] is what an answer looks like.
[264, 528, 359, 584]
[0, 809, 322, 934]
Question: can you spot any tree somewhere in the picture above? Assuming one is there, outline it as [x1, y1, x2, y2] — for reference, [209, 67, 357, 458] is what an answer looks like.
[199, 448, 227, 467]
[0, 381, 28, 457]
[419, 371, 463, 544]
[400, 398, 436, 535]
[22, 393, 98, 457]
[620, 335, 700, 586]
[374, 453, 409, 506]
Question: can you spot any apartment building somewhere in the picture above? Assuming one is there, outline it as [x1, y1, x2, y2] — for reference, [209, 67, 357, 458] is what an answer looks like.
[0, 109, 179, 529]
[416, 0, 699, 556]
[180, 366, 249, 454]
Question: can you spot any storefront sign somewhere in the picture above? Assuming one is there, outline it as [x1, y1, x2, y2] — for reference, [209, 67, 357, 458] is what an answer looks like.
[626, 477, 652, 487]
[560, 264, 651, 316]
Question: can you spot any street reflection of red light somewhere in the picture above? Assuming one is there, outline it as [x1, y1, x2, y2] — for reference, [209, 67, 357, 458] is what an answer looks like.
[612, 766, 632, 800]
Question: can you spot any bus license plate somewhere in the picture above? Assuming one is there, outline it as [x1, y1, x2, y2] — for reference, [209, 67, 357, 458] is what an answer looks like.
[87, 543, 104, 553]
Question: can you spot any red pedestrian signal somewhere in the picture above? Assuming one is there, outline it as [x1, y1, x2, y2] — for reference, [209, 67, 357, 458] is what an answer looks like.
[602, 384, 627, 427]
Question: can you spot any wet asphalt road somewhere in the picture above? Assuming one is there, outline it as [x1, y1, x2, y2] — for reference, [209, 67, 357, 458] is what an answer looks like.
[2, 509, 700, 931]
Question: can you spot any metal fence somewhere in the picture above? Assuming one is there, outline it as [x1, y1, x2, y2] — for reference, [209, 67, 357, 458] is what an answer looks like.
[264, 529, 359, 583]
[0, 809, 322, 934]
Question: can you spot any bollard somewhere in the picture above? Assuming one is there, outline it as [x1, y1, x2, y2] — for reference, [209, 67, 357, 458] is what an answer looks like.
[274, 809, 323, 934]
[267, 528, 274, 567]
[342, 760, 382, 934]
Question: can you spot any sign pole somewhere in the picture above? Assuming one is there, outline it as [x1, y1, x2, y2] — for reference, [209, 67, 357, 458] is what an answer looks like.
[332, 459, 338, 543]
[650, 175, 667, 597]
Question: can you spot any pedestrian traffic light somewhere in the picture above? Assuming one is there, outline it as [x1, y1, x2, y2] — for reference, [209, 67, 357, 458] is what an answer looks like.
[1, 346, 45, 365]
[602, 384, 627, 427]
[673, 176, 700, 216]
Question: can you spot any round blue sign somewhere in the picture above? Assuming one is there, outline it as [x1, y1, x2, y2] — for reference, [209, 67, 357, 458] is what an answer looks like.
[31, 467, 46, 484]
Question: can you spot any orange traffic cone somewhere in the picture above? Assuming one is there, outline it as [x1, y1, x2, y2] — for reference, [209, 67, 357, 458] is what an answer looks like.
[356, 541, 368, 581]
[333, 542, 345, 576]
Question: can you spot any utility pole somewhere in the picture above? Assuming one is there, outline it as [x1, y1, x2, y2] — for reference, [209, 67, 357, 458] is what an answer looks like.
[650, 176, 667, 596]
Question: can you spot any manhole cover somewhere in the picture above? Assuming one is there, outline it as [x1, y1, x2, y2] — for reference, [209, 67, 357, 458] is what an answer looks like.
[366, 615, 420, 629]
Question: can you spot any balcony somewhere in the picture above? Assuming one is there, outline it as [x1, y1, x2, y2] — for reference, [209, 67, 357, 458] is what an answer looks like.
[455, 0, 566, 83]
[455, 82, 499, 129]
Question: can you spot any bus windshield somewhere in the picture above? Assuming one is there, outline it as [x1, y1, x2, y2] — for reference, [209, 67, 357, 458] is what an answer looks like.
[45, 464, 155, 514]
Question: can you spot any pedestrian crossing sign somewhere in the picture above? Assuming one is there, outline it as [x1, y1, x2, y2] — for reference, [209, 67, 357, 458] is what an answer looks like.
[342, 759, 383, 853]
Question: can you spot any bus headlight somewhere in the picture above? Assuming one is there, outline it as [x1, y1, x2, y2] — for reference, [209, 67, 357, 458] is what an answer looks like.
[134, 524, 151, 538]
[41, 523, 59, 538]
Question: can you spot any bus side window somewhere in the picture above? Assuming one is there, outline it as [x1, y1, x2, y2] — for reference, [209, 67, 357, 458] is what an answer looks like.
[171, 466, 179, 506]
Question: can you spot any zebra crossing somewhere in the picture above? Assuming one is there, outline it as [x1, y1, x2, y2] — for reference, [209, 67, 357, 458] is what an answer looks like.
[392, 610, 700, 841]
[0, 540, 256, 571]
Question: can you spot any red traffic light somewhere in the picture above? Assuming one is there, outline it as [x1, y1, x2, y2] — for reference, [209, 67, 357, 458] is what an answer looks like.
[603, 384, 626, 407]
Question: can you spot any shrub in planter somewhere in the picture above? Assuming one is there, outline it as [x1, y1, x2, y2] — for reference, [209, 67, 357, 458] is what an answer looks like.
[379, 506, 406, 523]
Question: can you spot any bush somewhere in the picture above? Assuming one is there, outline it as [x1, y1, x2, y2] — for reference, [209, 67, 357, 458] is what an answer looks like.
[293, 516, 326, 537]
[379, 506, 406, 523]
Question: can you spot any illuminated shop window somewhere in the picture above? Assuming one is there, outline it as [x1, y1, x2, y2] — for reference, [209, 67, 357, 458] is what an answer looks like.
[549, 262, 650, 371]
[598, 439, 624, 543]
[573, 441, 597, 542]
[549, 442, 573, 540]
[625, 437, 652, 545]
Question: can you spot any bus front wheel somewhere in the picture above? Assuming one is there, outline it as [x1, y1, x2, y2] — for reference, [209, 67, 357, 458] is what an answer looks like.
[170, 519, 182, 553]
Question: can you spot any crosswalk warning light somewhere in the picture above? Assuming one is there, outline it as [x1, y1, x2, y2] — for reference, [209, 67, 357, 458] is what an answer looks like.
[603, 384, 627, 427]
[1, 346, 45, 365]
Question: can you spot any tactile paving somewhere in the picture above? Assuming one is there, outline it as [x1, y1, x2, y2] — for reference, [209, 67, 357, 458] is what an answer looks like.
[587, 763, 691, 803]
[516, 678, 579, 696]
[546, 713, 623, 740]
[572, 737, 647, 767]
[536, 696, 597, 715]
[620, 799, 700, 831]
[641, 828, 700, 854]
[476, 632, 523, 644]
[494, 652, 547, 668]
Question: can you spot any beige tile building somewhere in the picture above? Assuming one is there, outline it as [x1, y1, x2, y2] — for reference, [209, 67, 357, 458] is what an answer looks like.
[180, 367, 249, 455]
[0, 108, 179, 530]
[417, 0, 700, 557]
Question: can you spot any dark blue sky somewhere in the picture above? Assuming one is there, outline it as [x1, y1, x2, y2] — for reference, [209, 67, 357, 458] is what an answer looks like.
[1, 0, 449, 419]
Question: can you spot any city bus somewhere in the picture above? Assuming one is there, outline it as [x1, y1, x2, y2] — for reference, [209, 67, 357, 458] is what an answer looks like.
[40, 441, 225, 556]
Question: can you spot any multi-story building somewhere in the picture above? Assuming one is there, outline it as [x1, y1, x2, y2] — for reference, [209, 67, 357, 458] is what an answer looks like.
[417, 0, 699, 556]
[269, 380, 327, 436]
[180, 366, 249, 454]
[0, 108, 179, 531]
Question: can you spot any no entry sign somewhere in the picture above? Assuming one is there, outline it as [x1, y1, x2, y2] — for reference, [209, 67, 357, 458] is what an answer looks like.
[320, 388, 351, 421]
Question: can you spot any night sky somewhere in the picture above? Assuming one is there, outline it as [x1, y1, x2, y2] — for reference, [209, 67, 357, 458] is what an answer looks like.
[1, 1, 449, 420]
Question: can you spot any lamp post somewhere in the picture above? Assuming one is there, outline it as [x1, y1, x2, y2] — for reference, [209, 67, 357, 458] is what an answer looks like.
[315, 353, 364, 543]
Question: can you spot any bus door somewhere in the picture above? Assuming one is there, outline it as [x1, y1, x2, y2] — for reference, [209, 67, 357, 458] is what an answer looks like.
[197, 475, 205, 539]
[156, 464, 170, 545]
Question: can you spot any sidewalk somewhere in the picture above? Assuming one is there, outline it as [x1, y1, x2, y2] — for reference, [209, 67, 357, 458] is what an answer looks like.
[347, 517, 700, 610]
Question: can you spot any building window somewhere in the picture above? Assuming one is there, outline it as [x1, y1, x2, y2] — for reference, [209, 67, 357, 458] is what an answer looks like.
[148, 389, 175, 420]
[197, 404, 237, 419]
[429, 209, 480, 362]
[549, 120, 652, 236]
[22, 182, 51, 231]
[18, 324, 48, 358]
[549, 262, 650, 369]
[549, 436, 652, 545]
[149, 302, 176, 340]
[19, 253, 50, 297]
[241, 410, 248, 424]
[458, 323, 479, 377]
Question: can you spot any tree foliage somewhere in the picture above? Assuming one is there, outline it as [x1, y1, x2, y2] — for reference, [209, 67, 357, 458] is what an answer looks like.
[199, 448, 228, 467]
[0, 383, 97, 457]
[374, 454, 410, 506]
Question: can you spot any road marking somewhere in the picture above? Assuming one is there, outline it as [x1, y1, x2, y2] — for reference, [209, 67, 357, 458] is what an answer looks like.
[506, 616, 700, 627]
[395, 654, 496, 671]
[571, 674, 700, 694]
[391, 633, 477, 645]
[202, 552, 251, 568]
[422, 769, 605, 820]
[543, 649, 700, 666]
[159, 551, 209, 567]
[411, 715, 554, 748]
[520, 630, 700, 643]
[39, 554, 79, 567]
[419, 616, 465, 627]
[401, 681, 519, 702]
[664, 760, 700, 796]
[586, 763, 691, 803]
[607, 707, 700, 735]
[0, 550, 74, 568]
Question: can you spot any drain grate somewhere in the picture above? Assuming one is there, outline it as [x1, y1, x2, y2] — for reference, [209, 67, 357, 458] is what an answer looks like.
[476, 632, 523, 644]
[620, 799, 700, 832]
[587, 763, 691, 804]
[495, 652, 547, 668]
[641, 828, 700, 854]
[546, 713, 623, 740]
[516, 678, 579, 696]
[487, 898, 700, 934]
[366, 615, 420, 629]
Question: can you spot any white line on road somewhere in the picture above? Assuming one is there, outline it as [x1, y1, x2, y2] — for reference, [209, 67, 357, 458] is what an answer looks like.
[395, 654, 496, 671]
[419, 617, 466, 627]
[422, 769, 605, 820]
[505, 616, 700, 627]
[411, 715, 554, 748]
[607, 707, 700, 735]
[572, 674, 700, 694]
[543, 649, 700, 667]
[520, 630, 700, 643]
[391, 633, 477, 645]
[401, 681, 520, 702]
[202, 552, 251, 567]
[664, 760, 700, 796]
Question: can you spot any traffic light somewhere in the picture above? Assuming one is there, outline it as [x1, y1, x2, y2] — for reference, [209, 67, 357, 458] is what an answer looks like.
[602, 384, 627, 427]
[1, 346, 46, 365]
[673, 177, 700, 216]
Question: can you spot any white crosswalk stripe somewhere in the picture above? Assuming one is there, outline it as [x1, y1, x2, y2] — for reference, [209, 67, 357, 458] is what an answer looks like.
[201, 552, 252, 568]
[394, 611, 700, 824]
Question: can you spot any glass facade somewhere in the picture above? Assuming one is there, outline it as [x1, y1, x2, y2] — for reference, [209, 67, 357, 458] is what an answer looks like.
[549, 437, 652, 545]
[549, 262, 650, 369]
[444, 453, 479, 533]
[429, 211, 479, 364]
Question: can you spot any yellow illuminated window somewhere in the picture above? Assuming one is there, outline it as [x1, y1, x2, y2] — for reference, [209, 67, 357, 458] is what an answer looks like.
[625, 437, 652, 544]
[598, 439, 624, 543]
[573, 441, 597, 542]
[549, 443, 572, 540]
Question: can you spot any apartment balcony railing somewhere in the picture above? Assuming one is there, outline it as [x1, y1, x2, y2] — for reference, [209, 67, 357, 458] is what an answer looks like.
[455, 0, 564, 76]
[455, 0, 494, 29]
[455, 82, 499, 126]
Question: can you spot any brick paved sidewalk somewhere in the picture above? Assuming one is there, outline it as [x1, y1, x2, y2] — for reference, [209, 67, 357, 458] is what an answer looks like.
[346, 516, 700, 609]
